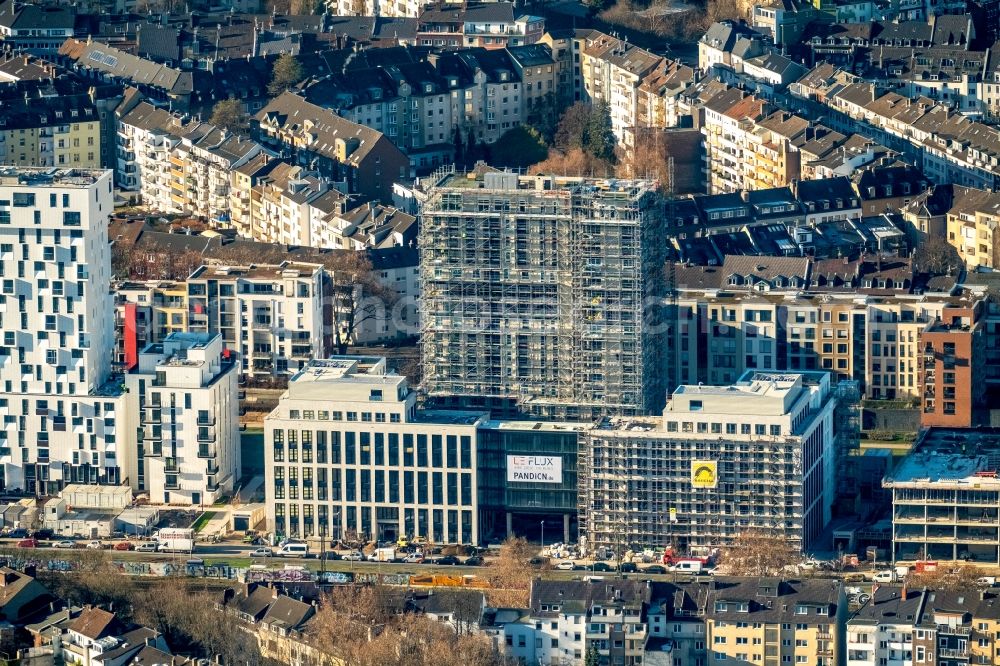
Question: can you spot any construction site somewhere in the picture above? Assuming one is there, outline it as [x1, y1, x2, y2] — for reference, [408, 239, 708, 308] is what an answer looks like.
[417, 167, 669, 421]
[578, 371, 846, 555]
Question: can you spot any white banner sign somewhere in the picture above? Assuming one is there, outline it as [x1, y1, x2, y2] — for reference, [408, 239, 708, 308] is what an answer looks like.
[507, 455, 562, 483]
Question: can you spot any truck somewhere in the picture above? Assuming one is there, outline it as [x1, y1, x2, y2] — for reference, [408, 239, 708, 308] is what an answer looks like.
[372, 547, 396, 562]
[156, 528, 195, 554]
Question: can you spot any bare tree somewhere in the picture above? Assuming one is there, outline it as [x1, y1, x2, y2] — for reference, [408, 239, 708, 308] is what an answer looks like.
[906, 565, 986, 591]
[913, 236, 963, 276]
[718, 529, 799, 577]
[615, 129, 677, 191]
[484, 537, 535, 608]
[328, 251, 398, 354]
[528, 148, 614, 178]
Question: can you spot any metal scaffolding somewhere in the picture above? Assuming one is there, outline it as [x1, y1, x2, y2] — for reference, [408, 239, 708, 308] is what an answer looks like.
[418, 168, 667, 420]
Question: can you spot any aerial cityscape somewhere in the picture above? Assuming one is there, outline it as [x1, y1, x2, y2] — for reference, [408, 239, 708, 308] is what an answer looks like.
[0, 0, 997, 663]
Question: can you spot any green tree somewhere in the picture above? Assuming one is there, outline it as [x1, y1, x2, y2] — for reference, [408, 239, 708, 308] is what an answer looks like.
[554, 102, 593, 152]
[584, 100, 617, 163]
[209, 98, 248, 135]
[268, 54, 305, 96]
[584, 647, 599, 666]
[489, 126, 549, 169]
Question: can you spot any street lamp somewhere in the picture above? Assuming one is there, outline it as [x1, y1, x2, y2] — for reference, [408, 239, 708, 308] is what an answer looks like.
[541, 520, 545, 548]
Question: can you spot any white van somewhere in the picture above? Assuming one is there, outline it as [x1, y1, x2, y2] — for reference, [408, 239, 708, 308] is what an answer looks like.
[872, 570, 897, 584]
[669, 560, 705, 574]
[277, 542, 310, 558]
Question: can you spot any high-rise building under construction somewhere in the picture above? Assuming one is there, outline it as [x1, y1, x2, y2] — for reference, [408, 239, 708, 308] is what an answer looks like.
[418, 168, 668, 420]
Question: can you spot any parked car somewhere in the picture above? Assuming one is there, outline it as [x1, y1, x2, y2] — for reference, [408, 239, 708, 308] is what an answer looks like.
[403, 553, 424, 564]
[321, 551, 341, 561]
[53, 540, 77, 549]
[644, 565, 667, 574]
[591, 562, 613, 572]
[86, 541, 104, 550]
[555, 561, 576, 571]
[342, 551, 364, 561]
[248, 547, 273, 558]
[114, 542, 134, 551]
[618, 562, 638, 573]
[135, 542, 158, 553]
[436, 555, 460, 566]
[31, 529, 54, 540]
[7, 529, 28, 539]
[464, 556, 484, 566]
[16, 538, 37, 548]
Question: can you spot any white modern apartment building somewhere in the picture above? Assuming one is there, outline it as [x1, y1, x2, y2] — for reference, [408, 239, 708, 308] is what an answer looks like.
[186, 263, 324, 378]
[265, 356, 486, 544]
[125, 332, 239, 506]
[581, 370, 838, 554]
[0, 167, 129, 494]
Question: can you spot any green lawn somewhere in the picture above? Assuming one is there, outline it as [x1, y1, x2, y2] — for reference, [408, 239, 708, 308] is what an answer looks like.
[191, 512, 217, 533]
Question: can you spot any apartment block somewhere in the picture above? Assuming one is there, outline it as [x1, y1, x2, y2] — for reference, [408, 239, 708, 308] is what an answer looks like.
[264, 357, 486, 543]
[920, 303, 987, 428]
[671, 277, 987, 402]
[847, 586, 1000, 666]
[704, 578, 844, 666]
[580, 371, 838, 554]
[945, 187, 1000, 270]
[255, 92, 410, 203]
[186, 263, 324, 378]
[742, 110, 807, 190]
[116, 96, 267, 222]
[0, 84, 101, 169]
[248, 163, 330, 247]
[494, 577, 847, 666]
[702, 87, 770, 194]
[505, 580, 651, 665]
[125, 333, 239, 506]
[415, 4, 543, 50]
[578, 32, 665, 148]
[0, 168, 127, 494]
[419, 170, 668, 420]
[885, 427, 1000, 564]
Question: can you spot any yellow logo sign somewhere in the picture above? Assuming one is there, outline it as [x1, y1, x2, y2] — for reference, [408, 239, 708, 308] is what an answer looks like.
[691, 461, 718, 489]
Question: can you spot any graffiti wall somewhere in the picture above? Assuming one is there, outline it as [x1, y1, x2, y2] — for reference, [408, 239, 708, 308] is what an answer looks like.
[0, 554, 489, 589]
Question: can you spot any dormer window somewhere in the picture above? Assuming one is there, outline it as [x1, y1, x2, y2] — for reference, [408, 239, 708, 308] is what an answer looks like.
[715, 602, 727, 613]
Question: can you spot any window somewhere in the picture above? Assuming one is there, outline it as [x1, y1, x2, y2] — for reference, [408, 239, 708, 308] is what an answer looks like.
[12, 193, 34, 207]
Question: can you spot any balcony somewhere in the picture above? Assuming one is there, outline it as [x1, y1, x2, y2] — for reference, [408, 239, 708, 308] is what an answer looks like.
[937, 625, 972, 636]
[198, 446, 217, 459]
[197, 414, 216, 427]
[197, 427, 216, 443]
[206, 461, 220, 475]
[938, 647, 970, 658]
[164, 457, 179, 473]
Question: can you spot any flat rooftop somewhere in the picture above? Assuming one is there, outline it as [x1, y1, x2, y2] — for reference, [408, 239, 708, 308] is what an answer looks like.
[0, 167, 108, 188]
[290, 357, 397, 384]
[885, 428, 1000, 487]
[430, 169, 655, 198]
[412, 410, 487, 426]
[480, 420, 594, 433]
[190, 262, 319, 281]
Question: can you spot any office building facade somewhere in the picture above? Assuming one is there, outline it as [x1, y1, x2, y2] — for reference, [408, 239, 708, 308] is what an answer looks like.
[265, 357, 486, 544]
